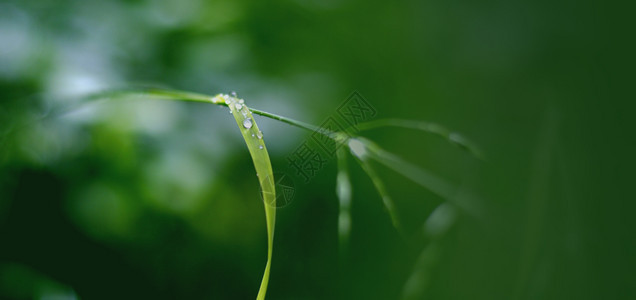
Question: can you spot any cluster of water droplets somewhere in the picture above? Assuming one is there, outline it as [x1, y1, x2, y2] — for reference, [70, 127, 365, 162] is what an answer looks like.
[221, 92, 266, 150]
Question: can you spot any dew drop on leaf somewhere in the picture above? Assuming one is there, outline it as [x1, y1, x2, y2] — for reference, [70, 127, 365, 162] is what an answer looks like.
[243, 118, 253, 129]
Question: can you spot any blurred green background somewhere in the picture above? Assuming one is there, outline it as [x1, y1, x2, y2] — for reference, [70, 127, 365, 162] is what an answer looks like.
[0, 0, 633, 299]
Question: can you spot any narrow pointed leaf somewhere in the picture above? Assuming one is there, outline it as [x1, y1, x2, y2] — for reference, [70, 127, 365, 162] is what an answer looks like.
[355, 137, 480, 217]
[356, 119, 483, 159]
[220, 94, 277, 300]
[347, 138, 403, 234]
[336, 147, 352, 254]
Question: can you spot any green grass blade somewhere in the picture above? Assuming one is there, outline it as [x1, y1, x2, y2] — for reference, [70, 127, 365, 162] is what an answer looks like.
[19, 86, 487, 298]
[353, 137, 480, 217]
[355, 119, 483, 159]
[401, 241, 442, 300]
[363, 138, 455, 200]
[402, 203, 457, 299]
[84, 88, 221, 105]
[336, 146, 352, 255]
[222, 94, 276, 300]
[249, 107, 324, 133]
[84, 89, 279, 298]
[83, 88, 337, 139]
[347, 138, 404, 235]
[2, 88, 225, 141]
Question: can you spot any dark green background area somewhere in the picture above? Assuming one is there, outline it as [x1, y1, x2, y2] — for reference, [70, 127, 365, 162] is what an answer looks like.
[0, 0, 633, 299]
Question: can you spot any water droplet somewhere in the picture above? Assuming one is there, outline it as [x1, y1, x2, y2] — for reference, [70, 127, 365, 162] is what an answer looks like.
[235, 103, 242, 110]
[256, 131, 263, 139]
[251, 133, 255, 137]
[239, 99, 244, 104]
[242, 118, 253, 129]
[231, 91, 237, 97]
[259, 145, 264, 150]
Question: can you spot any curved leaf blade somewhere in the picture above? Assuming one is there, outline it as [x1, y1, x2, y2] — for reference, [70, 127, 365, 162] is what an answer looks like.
[219, 94, 277, 300]
[356, 119, 483, 159]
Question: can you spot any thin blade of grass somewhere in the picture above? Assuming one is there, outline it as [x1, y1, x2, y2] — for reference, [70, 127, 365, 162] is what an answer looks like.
[336, 146, 352, 255]
[347, 138, 404, 235]
[364, 139, 455, 199]
[84, 88, 220, 105]
[223, 94, 277, 300]
[355, 119, 483, 159]
[401, 241, 442, 300]
[84, 88, 335, 138]
[84, 89, 278, 298]
[355, 137, 480, 217]
[249, 107, 324, 133]
[402, 203, 457, 300]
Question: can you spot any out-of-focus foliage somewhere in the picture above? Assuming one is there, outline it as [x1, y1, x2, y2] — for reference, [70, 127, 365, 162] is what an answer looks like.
[0, 0, 634, 299]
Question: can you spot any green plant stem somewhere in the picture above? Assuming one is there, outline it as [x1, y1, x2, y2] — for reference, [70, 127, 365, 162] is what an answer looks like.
[248, 108, 322, 133]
